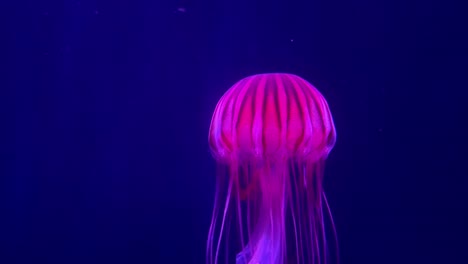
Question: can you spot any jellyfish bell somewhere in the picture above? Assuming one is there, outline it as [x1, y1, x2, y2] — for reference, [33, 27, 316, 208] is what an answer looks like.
[207, 73, 338, 264]
[209, 73, 335, 164]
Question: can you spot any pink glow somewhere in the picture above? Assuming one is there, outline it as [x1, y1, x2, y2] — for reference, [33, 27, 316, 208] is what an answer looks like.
[207, 73, 337, 264]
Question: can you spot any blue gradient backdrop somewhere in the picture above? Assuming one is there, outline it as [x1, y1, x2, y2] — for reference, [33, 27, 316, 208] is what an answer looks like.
[1, 0, 466, 264]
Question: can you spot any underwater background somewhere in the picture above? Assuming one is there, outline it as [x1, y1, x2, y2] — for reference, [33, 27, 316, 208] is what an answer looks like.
[1, 0, 466, 263]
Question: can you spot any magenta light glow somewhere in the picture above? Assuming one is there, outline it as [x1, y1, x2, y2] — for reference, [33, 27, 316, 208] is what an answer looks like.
[207, 73, 338, 264]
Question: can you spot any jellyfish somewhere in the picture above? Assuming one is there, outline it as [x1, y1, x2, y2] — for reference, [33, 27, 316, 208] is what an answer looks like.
[207, 73, 338, 264]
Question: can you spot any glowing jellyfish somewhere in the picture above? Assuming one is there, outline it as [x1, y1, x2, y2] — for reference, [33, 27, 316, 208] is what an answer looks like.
[207, 73, 338, 264]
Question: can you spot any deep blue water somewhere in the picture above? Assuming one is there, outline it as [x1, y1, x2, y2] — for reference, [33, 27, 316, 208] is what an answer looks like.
[1, 0, 466, 263]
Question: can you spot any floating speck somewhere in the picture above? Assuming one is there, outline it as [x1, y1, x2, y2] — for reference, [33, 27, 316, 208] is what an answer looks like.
[174, 7, 186, 13]
[94, 10, 99, 15]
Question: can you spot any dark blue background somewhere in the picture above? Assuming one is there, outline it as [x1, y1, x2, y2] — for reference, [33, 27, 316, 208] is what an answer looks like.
[2, 0, 466, 263]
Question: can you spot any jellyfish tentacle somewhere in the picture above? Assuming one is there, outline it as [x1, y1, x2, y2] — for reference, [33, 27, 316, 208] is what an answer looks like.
[287, 178, 300, 263]
[234, 163, 250, 254]
[306, 163, 320, 264]
[214, 176, 234, 264]
[207, 165, 226, 264]
[323, 191, 340, 264]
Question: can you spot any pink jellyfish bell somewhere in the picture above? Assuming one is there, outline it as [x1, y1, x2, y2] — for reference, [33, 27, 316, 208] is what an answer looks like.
[207, 73, 337, 264]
